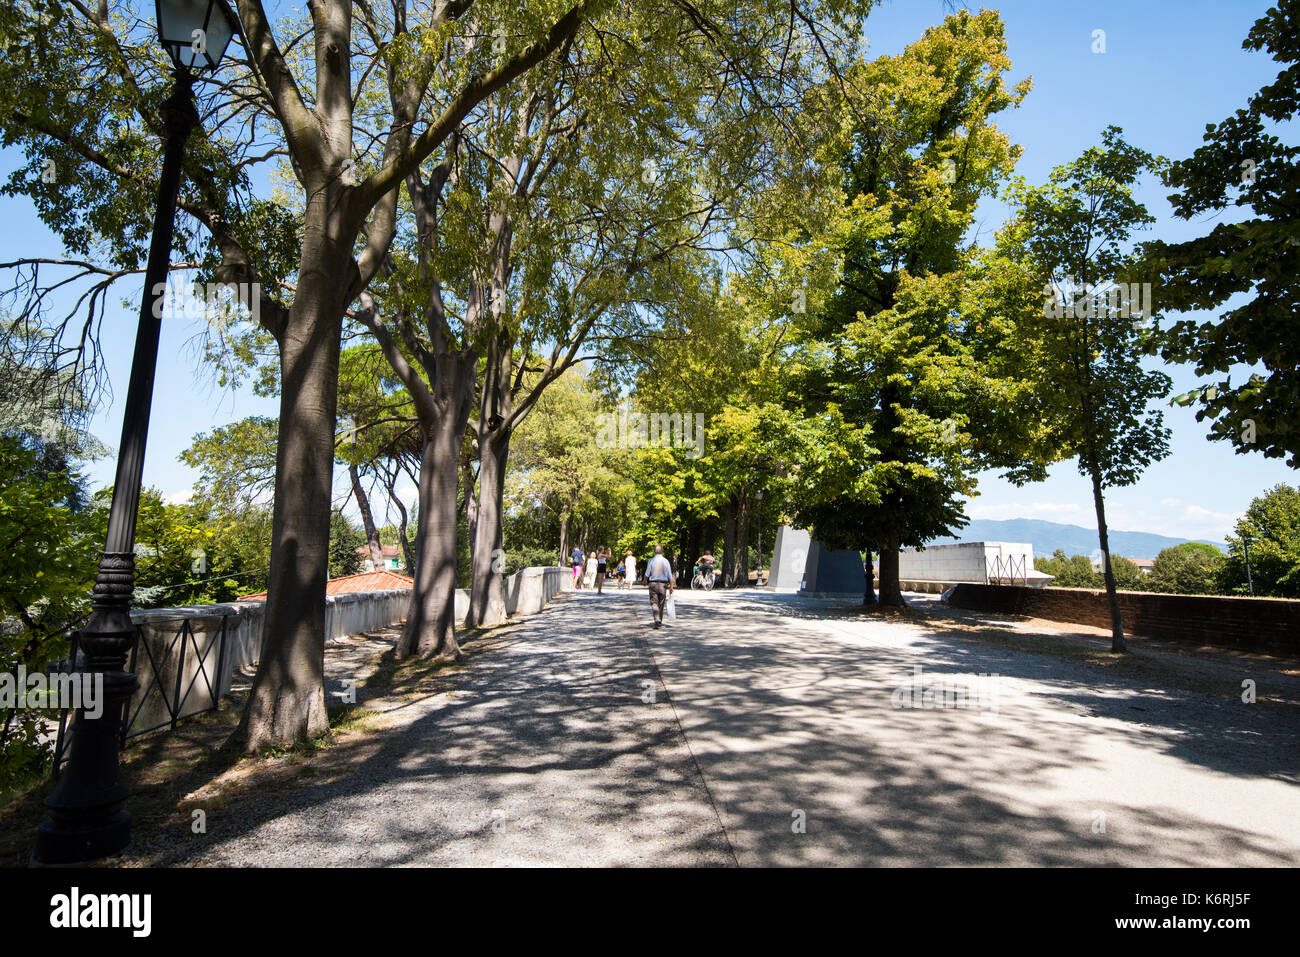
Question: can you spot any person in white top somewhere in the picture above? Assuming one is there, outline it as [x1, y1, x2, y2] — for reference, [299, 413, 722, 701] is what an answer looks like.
[644, 544, 674, 628]
[584, 551, 598, 589]
[623, 551, 637, 589]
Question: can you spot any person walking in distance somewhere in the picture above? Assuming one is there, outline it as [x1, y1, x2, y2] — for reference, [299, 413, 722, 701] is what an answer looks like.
[623, 550, 636, 590]
[645, 544, 675, 628]
[596, 547, 609, 594]
[584, 549, 598, 589]
[571, 545, 585, 589]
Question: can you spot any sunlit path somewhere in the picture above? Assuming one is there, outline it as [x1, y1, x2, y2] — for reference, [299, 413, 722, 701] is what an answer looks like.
[130, 589, 733, 866]
[641, 590, 1300, 866]
[128, 586, 1300, 866]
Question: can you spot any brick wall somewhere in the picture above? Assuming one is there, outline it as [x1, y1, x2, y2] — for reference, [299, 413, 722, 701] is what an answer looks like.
[945, 584, 1299, 656]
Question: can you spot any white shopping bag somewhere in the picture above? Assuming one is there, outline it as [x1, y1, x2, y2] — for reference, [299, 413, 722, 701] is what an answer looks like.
[665, 594, 677, 622]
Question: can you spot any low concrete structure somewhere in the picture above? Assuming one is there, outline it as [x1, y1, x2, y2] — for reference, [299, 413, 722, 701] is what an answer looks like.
[767, 525, 812, 592]
[799, 541, 867, 598]
[131, 586, 413, 702]
[896, 541, 1053, 591]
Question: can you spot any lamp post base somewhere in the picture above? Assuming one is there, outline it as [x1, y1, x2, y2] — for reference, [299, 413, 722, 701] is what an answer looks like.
[32, 809, 131, 866]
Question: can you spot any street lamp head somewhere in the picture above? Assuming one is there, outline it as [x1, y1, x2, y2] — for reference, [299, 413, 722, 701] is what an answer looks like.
[156, 0, 239, 73]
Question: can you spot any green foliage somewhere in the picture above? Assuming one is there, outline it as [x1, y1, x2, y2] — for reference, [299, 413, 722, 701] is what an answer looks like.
[504, 545, 560, 575]
[329, 511, 365, 579]
[1034, 550, 1101, 588]
[0, 436, 100, 790]
[1148, 543, 1223, 595]
[1145, 1, 1300, 466]
[997, 126, 1172, 490]
[1218, 484, 1300, 597]
[123, 489, 271, 607]
[1108, 555, 1148, 591]
[506, 367, 638, 559]
[1033, 550, 1149, 591]
[179, 417, 279, 513]
[771, 12, 1036, 574]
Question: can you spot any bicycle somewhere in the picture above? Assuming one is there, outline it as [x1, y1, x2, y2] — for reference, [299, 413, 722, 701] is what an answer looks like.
[691, 565, 716, 590]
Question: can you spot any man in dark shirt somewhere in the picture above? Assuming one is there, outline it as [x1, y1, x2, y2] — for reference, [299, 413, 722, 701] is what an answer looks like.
[571, 547, 584, 589]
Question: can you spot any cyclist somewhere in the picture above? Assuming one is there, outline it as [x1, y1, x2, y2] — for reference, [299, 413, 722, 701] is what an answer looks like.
[693, 551, 717, 589]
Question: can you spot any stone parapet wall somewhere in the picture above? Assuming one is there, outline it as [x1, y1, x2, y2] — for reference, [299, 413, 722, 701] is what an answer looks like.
[945, 584, 1299, 655]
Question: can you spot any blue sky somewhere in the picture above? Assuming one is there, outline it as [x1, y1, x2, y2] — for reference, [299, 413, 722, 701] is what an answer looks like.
[1, 0, 1293, 544]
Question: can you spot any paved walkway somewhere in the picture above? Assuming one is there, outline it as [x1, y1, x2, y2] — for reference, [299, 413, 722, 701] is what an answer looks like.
[145, 588, 1300, 866]
[641, 590, 1300, 866]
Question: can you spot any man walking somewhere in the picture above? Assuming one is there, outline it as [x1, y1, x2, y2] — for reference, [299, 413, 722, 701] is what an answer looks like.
[645, 544, 675, 628]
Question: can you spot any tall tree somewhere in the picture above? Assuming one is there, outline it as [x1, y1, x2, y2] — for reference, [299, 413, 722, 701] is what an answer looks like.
[3, 0, 606, 750]
[1145, 0, 1300, 466]
[1218, 484, 1300, 598]
[773, 10, 1035, 605]
[997, 127, 1171, 651]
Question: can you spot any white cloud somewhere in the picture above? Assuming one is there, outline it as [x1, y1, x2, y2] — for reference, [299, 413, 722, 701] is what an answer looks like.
[1184, 504, 1236, 523]
[967, 501, 1087, 522]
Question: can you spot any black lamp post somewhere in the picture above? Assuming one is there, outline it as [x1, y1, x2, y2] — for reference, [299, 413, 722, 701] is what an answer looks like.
[1243, 533, 1255, 597]
[32, 0, 238, 866]
[755, 489, 764, 587]
[1243, 522, 1269, 598]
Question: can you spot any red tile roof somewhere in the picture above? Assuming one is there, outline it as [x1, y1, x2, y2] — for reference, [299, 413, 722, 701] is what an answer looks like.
[237, 569, 413, 601]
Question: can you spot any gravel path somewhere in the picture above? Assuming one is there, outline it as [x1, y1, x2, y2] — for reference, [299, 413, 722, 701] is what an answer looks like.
[127, 587, 1300, 867]
[137, 591, 733, 867]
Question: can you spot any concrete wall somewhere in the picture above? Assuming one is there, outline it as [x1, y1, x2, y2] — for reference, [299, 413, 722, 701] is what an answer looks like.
[945, 583, 1300, 655]
[124, 570, 569, 726]
[130, 587, 413, 702]
[504, 566, 567, 616]
[768, 526, 812, 592]
[898, 541, 1036, 584]
[800, 542, 866, 596]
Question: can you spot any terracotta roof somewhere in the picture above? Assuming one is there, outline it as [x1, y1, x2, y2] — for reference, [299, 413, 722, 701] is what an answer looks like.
[238, 569, 413, 601]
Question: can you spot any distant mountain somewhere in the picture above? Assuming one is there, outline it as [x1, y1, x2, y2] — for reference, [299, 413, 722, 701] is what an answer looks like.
[929, 518, 1224, 561]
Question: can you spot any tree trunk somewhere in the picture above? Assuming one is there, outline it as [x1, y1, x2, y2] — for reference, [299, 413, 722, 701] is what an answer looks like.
[349, 463, 384, 570]
[733, 493, 752, 587]
[235, 226, 353, 753]
[461, 453, 478, 568]
[396, 343, 475, 658]
[878, 536, 904, 607]
[394, 495, 414, 574]
[558, 515, 569, 566]
[397, 414, 466, 660]
[469, 429, 510, 626]
[721, 506, 736, 586]
[1090, 470, 1126, 652]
